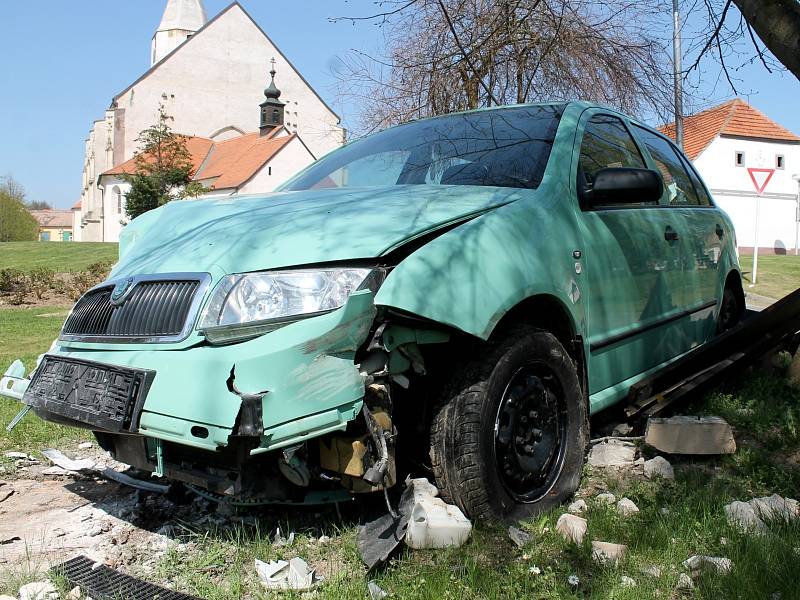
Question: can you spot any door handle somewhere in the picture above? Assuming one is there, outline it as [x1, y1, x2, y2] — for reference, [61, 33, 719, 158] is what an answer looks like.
[715, 224, 724, 239]
[664, 226, 679, 242]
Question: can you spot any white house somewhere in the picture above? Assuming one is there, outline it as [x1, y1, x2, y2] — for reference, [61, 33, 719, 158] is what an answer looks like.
[661, 98, 800, 254]
[97, 126, 315, 242]
[74, 0, 345, 242]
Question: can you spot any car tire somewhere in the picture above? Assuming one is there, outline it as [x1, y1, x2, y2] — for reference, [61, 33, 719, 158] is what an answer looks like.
[716, 285, 742, 333]
[429, 326, 588, 522]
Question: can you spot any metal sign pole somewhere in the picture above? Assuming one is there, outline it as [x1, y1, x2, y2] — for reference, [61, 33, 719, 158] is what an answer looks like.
[752, 196, 760, 286]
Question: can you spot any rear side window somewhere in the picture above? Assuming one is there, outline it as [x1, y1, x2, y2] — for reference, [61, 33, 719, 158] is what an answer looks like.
[579, 115, 646, 183]
[678, 154, 713, 206]
[633, 126, 706, 207]
[578, 115, 652, 207]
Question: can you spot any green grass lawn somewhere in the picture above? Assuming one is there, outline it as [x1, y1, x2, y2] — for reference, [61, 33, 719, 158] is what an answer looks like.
[0, 305, 82, 456]
[739, 254, 800, 300]
[0, 241, 118, 272]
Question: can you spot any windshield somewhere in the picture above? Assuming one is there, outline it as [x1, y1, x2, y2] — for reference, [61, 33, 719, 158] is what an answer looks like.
[282, 105, 564, 192]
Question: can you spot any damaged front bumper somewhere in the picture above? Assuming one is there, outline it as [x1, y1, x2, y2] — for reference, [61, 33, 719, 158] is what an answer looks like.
[2, 290, 381, 501]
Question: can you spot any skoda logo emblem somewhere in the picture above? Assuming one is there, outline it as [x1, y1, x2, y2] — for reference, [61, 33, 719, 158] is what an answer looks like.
[111, 277, 135, 305]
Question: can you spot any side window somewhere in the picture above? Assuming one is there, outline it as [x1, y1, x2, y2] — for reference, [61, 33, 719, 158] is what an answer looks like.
[678, 154, 713, 207]
[633, 126, 701, 207]
[578, 114, 649, 206]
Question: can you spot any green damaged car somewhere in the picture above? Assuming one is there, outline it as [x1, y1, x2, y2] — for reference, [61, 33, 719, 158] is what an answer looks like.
[1, 102, 743, 520]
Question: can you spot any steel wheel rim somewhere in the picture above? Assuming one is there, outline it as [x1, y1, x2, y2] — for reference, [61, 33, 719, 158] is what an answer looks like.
[493, 363, 568, 502]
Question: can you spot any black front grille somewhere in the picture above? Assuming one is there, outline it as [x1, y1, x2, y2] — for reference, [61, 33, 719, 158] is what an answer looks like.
[63, 279, 200, 340]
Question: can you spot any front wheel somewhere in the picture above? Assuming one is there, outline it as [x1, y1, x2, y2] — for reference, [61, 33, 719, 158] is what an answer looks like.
[429, 326, 588, 522]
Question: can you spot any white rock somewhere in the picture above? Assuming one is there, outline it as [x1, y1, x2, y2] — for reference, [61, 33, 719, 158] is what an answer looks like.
[612, 423, 634, 437]
[724, 500, 767, 533]
[19, 581, 57, 600]
[67, 586, 82, 600]
[749, 494, 800, 522]
[645, 416, 736, 455]
[79, 442, 93, 450]
[660, 507, 670, 516]
[591, 541, 628, 565]
[4, 451, 30, 459]
[568, 499, 587, 514]
[0, 595, 17, 600]
[617, 498, 640, 517]
[676, 573, 695, 591]
[596, 492, 617, 505]
[620, 575, 637, 587]
[644, 456, 674, 480]
[508, 526, 533, 548]
[641, 565, 662, 578]
[588, 440, 637, 468]
[683, 555, 733, 574]
[556, 514, 587, 545]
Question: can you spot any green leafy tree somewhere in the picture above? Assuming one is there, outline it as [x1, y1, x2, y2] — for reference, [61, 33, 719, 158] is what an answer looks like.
[0, 178, 38, 241]
[123, 105, 204, 220]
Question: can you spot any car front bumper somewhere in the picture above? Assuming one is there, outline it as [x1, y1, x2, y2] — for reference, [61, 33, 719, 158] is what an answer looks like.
[5, 290, 377, 455]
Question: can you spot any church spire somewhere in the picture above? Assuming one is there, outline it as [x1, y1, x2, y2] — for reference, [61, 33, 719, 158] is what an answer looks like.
[260, 59, 286, 136]
[151, 0, 208, 66]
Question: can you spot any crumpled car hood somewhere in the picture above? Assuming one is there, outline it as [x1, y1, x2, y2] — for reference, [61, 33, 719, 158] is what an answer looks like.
[112, 185, 523, 277]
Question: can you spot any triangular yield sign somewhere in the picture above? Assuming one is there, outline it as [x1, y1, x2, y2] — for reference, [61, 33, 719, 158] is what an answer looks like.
[747, 168, 775, 196]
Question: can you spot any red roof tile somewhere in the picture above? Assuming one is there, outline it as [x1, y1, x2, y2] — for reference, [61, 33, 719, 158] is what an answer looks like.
[659, 98, 800, 160]
[72, 199, 82, 210]
[29, 209, 72, 228]
[100, 130, 295, 191]
[103, 137, 215, 177]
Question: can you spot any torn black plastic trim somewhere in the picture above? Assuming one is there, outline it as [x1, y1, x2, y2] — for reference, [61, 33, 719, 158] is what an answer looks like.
[226, 366, 268, 437]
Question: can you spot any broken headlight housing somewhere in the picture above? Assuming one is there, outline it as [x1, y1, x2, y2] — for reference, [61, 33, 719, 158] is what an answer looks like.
[198, 268, 374, 344]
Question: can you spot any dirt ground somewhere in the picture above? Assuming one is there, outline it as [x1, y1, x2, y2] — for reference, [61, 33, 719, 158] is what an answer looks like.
[0, 447, 214, 579]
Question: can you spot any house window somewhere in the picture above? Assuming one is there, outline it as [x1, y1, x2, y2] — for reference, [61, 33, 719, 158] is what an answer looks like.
[112, 186, 122, 213]
[777, 155, 785, 169]
[735, 151, 745, 167]
[268, 166, 272, 176]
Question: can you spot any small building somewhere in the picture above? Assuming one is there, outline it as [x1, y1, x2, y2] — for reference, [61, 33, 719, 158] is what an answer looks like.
[29, 210, 74, 242]
[661, 99, 800, 254]
[98, 124, 314, 241]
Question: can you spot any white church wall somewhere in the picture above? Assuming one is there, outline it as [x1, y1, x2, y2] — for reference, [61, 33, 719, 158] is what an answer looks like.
[115, 5, 343, 164]
[694, 136, 800, 253]
[237, 138, 315, 195]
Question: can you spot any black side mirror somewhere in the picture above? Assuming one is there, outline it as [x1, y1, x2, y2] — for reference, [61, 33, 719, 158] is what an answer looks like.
[587, 167, 663, 207]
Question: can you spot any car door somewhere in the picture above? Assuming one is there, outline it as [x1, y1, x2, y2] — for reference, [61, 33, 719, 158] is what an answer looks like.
[574, 112, 687, 407]
[631, 125, 720, 346]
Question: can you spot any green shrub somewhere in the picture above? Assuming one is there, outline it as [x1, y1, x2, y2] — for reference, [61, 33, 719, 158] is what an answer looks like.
[28, 267, 55, 300]
[0, 268, 29, 304]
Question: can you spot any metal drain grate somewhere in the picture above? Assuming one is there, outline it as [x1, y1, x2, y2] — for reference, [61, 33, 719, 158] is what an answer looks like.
[51, 555, 201, 600]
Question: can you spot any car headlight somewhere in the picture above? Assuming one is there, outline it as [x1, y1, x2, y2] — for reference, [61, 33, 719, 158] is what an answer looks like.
[198, 267, 376, 344]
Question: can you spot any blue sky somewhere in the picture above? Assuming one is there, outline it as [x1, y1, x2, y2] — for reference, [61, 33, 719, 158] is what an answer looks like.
[1, 1, 798, 209]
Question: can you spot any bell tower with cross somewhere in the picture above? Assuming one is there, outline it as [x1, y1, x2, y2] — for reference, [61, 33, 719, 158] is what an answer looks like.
[260, 58, 286, 136]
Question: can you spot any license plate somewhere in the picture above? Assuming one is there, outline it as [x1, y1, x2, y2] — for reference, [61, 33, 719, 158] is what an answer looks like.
[23, 356, 155, 432]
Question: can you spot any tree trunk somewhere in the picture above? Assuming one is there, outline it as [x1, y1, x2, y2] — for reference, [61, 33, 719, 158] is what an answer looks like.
[733, 0, 800, 81]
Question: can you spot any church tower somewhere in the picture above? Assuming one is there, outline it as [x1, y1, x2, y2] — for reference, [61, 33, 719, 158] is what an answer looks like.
[260, 59, 286, 136]
[151, 0, 208, 65]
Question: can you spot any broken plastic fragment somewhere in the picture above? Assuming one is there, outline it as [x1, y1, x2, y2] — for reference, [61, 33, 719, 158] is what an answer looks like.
[42, 449, 95, 472]
[368, 580, 388, 599]
[255, 557, 321, 590]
